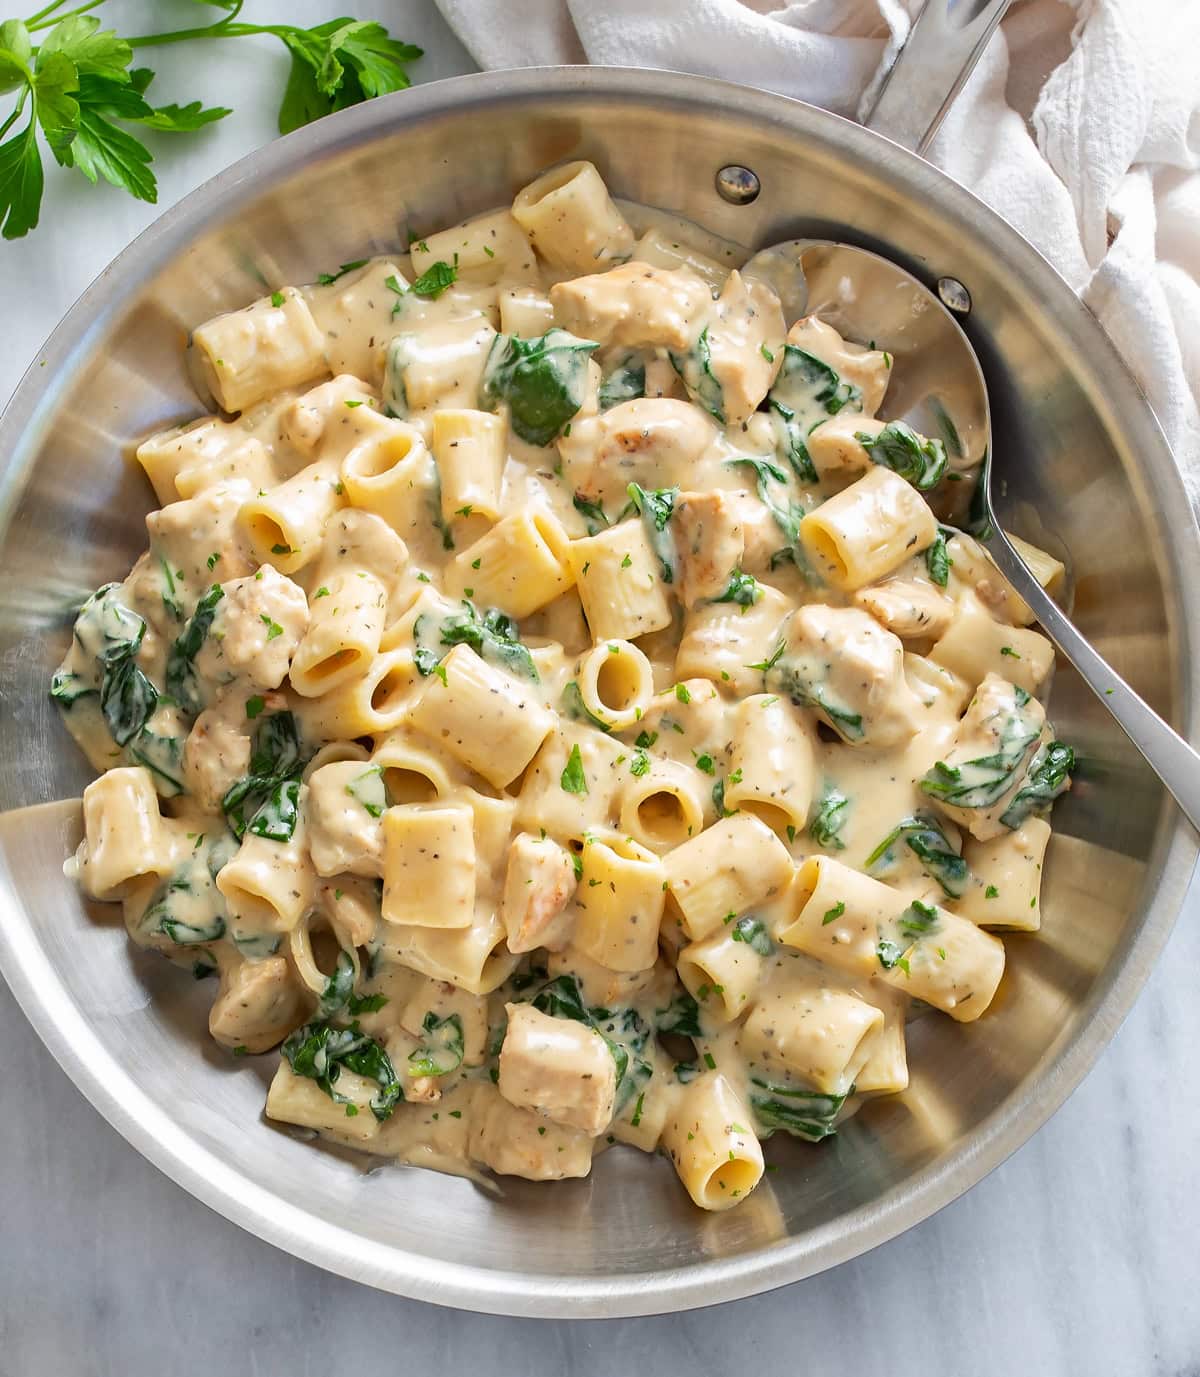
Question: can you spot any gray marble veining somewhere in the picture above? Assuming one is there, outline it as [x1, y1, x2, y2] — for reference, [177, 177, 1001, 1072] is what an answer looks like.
[1, 4, 1198, 1371]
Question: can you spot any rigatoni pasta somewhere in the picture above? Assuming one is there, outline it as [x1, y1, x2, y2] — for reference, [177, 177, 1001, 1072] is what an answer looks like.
[54, 159, 1076, 1215]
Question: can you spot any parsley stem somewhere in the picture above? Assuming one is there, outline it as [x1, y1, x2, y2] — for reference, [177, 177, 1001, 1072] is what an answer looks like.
[27, 0, 105, 32]
[23, 0, 72, 25]
[0, 90, 28, 142]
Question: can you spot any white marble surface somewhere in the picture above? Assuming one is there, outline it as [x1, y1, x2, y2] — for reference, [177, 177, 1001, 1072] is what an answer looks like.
[2, 4, 1199, 1371]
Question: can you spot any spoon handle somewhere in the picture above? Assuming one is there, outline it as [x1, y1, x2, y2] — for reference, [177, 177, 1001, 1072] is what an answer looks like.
[985, 527, 1200, 833]
[863, 0, 1014, 155]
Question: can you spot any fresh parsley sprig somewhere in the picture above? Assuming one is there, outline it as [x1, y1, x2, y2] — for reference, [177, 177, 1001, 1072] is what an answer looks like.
[0, 1, 422, 239]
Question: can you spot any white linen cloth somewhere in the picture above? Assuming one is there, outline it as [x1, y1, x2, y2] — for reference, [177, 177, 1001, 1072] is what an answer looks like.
[433, 0, 1200, 494]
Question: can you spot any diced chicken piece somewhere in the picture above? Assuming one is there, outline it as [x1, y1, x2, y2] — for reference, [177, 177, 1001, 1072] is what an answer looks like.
[194, 564, 309, 693]
[183, 705, 252, 812]
[500, 833, 578, 953]
[315, 875, 381, 947]
[145, 483, 257, 589]
[559, 397, 718, 507]
[722, 489, 789, 574]
[281, 374, 382, 460]
[780, 604, 924, 748]
[930, 590, 1055, 694]
[703, 270, 785, 425]
[644, 356, 682, 398]
[787, 316, 892, 416]
[304, 760, 385, 878]
[856, 578, 956, 641]
[498, 1002, 616, 1137]
[806, 413, 886, 478]
[470, 1084, 594, 1180]
[674, 490, 747, 606]
[209, 955, 307, 1053]
[550, 262, 714, 352]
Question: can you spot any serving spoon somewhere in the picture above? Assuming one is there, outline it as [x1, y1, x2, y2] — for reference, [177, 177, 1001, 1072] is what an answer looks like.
[740, 235, 1200, 832]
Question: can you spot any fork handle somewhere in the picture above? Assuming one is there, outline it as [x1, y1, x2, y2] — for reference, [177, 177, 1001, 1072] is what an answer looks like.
[986, 527, 1200, 834]
[862, 0, 1014, 155]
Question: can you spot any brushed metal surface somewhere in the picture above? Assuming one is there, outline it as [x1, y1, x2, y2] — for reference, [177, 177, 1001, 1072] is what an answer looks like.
[0, 67, 1196, 1318]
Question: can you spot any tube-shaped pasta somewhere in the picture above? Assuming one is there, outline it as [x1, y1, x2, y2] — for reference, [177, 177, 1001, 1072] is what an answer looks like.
[779, 855, 905, 977]
[677, 926, 767, 1024]
[663, 815, 794, 940]
[304, 258, 407, 382]
[237, 459, 345, 574]
[631, 225, 729, 292]
[370, 727, 469, 804]
[675, 583, 792, 695]
[662, 1073, 764, 1211]
[385, 320, 496, 417]
[408, 643, 555, 788]
[930, 590, 1055, 693]
[411, 209, 535, 281]
[431, 409, 506, 523]
[77, 767, 176, 900]
[376, 904, 518, 994]
[618, 757, 709, 853]
[381, 804, 476, 928]
[512, 161, 634, 271]
[799, 465, 937, 590]
[136, 418, 230, 505]
[574, 639, 655, 731]
[192, 287, 328, 413]
[878, 900, 1006, 1022]
[741, 981, 883, 1094]
[499, 285, 555, 337]
[216, 810, 315, 934]
[498, 1002, 616, 1136]
[289, 647, 419, 743]
[573, 831, 666, 972]
[289, 570, 387, 697]
[854, 987, 910, 1094]
[444, 509, 574, 618]
[725, 694, 817, 837]
[339, 424, 436, 541]
[953, 817, 1051, 931]
[567, 520, 672, 641]
[265, 1062, 382, 1143]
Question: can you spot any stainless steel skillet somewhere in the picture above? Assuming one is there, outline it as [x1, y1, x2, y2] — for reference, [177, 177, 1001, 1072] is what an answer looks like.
[0, 56, 1196, 1316]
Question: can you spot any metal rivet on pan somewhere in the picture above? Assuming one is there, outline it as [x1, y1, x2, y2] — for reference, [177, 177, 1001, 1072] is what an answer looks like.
[937, 276, 972, 314]
[715, 165, 761, 205]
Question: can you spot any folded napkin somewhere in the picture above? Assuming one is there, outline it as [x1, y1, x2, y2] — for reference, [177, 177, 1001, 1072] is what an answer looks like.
[434, 0, 1200, 494]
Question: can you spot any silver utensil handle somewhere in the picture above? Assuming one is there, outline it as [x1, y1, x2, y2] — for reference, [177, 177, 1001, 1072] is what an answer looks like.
[987, 529, 1200, 833]
[862, 0, 1014, 154]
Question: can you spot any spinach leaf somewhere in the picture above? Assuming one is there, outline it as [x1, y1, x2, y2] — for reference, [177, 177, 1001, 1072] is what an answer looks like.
[479, 328, 599, 446]
[750, 1076, 849, 1142]
[128, 724, 186, 796]
[858, 420, 947, 491]
[439, 600, 538, 680]
[49, 669, 97, 709]
[143, 853, 228, 946]
[345, 764, 388, 819]
[222, 711, 307, 841]
[559, 679, 612, 733]
[656, 989, 702, 1038]
[766, 345, 862, 484]
[865, 813, 969, 898]
[711, 569, 761, 607]
[773, 662, 864, 742]
[1000, 740, 1074, 829]
[730, 915, 773, 956]
[669, 325, 724, 422]
[920, 706, 1042, 810]
[925, 526, 953, 587]
[598, 353, 645, 411]
[572, 491, 609, 535]
[408, 1011, 465, 1077]
[101, 653, 159, 746]
[165, 581, 224, 716]
[531, 973, 590, 1024]
[724, 455, 804, 552]
[281, 1019, 402, 1121]
[625, 481, 679, 583]
[316, 950, 356, 1019]
[809, 785, 849, 850]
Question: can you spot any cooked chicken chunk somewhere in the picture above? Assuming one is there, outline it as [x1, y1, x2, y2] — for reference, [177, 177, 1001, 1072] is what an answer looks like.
[209, 955, 307, 1052]
[500, 833, 578, 953]
[856, 578, 956, 641]
[498, 1002, 617, 1136]
[550, 262, 713, 352]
